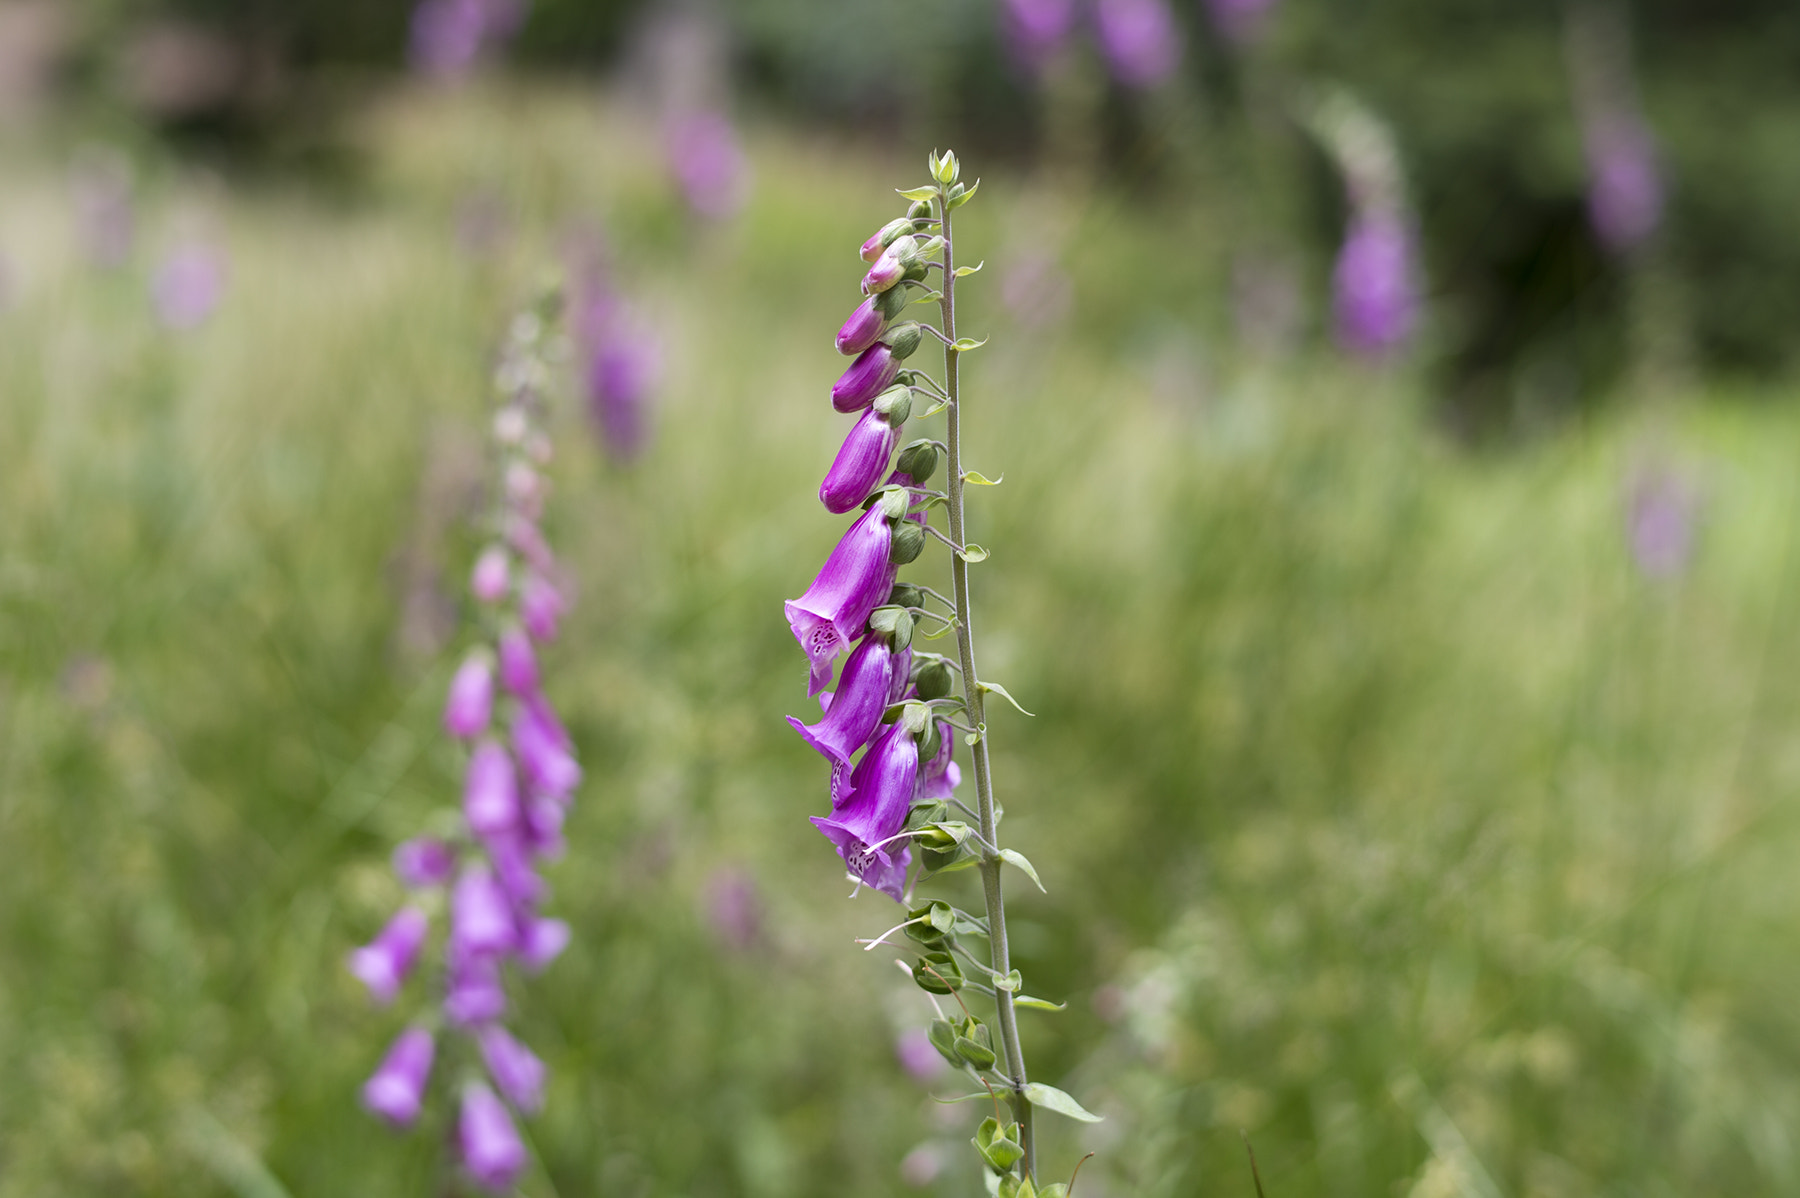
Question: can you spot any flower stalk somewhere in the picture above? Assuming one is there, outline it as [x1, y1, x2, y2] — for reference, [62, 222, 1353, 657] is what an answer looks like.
[783, 151, 1098, 1196]
[936, 181, 1037, 1179]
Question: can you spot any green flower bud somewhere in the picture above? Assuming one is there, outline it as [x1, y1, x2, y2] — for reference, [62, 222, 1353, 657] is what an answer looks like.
[895, 440, 939, 484]
[888, 582, 925, 610]
[883, 321, 925, 360]
[872, 383, 913, 424]
[908, 199, 932, 220]
[912, 951, 962, 994]
[927, 1018, 962, 1066]
[913, 657, 953, 701]
[875, 283, 913, 321]
[907, 800, 949, 831]
[933, 150, 959, 185]
[904, 900, 956, 946]
[889, 521, 926, 565]
[916, 717, 941, 762]
[901, 260, 929, 285]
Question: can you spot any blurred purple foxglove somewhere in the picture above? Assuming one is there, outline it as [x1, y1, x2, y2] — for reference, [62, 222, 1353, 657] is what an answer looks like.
[524, 795, 565, 858]
[1204, 0, 1277, 44]
[151, 242, 226, 331]
[393, 837, 457, 888]
[787, 634, 897, 767]
[458, 1081, 529, 1192]
[348, 907, 429, 1004]
[444, 651, 495, 738]
[810, 720, 918, 901]
[520, 573, 565, 643]
[488, 833, 545, 905]
[411, 0, 524, 80]
[506, 515, 556, 575]
[836, 295, 889, 356]
[451, 866, 517, 957]
[1094, 0, 1182, 89]
[896, 1026, 946, 1081]
[586, 332, 658, 463]
[471, 545, 510, 603]
[784, 505, 899, 696]
[915, 720, 962, 801]
[518, 916, 571, 971]
[667, 110, 749, 221]
[444, 948, 507, 1025]
[512, 699, 581, 801]
[820, 406, 904, 514]
[831, 344, 901, 413]
[362, 1027, 436, 1126]
[705, 867, 763, 950]
[1586, 115, 1662, 252]
[504, 462, 544, 522]
[1000, 0, 1079, 68]
[1332, 209, 1418, 356]
[1627, 464, 1695, 580]
[464, 740, 521, 840]
[477, 1024, 547, 1114]
[496, 626, 539, 697]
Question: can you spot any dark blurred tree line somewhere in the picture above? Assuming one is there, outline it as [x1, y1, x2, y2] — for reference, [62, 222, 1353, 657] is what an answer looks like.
[47, 0, 1800, 422]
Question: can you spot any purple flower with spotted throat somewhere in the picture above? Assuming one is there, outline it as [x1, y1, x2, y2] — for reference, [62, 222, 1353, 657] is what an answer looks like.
[810, 719, 919, 901]
[788, 632, 900, 766]
[784, 502, 900, 695]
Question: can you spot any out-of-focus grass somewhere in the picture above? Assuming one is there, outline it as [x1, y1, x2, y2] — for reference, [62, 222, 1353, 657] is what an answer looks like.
[2, 82, 1799, 1197]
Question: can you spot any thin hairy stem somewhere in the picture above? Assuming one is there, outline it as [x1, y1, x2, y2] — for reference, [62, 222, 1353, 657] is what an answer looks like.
[936, 192, 1035, 1180]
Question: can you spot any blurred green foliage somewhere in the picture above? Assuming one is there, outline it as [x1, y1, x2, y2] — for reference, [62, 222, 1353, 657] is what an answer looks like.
[3, 82, 1800, 1198]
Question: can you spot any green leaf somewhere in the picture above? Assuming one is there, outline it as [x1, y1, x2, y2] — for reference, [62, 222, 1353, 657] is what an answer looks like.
[997, 968, 1023, 993]
[1015, 995, 1068, 1012]
[999, 848, 1047, 893]
[1022, 1082, 1104, 1123]
[962, 730, 982, 746]
[951, 336, 989, 352]
[947, 177, 981, 208]
[896, 185, 939, 201]
[930, 1091, 999, 1105]
[963, 471, 1003, 486]
[979, 681, 1035, 716]
[918, 397, 950, 419]
[954, 259, 986, 277]
[908, 289, 944, 306]
[958, 544, 989, 564]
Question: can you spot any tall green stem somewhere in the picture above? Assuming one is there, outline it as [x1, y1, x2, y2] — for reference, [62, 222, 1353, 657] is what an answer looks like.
[935, 193, 1035, 1181]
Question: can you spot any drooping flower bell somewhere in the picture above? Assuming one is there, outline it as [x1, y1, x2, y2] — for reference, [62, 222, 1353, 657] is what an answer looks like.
[362, 1027, 436, 1126]
[463, 740, 521, 840]
[787, 632, 900, 767]
[496, 626, 539, 697]
[512, 698, 582, 801]
[444, 650, 495, 738]
[451, 865, 518, 957]
[520, 573, 565, 643]
[477, 1024, 547, 1114]
[458, 1081, 529, 1192]
[1094, 0, 1183, 89]
[915, 719, 963, 801]
[444, 947, 507, 1026]
[348, 908, 429, 1004]
[810, 719, 920, 901]
[784, 502, 900, 695]
[151, 241, 227, 331]
[471, 545, 510, 603]
[831, 344, 902, 413]
[394, 837, 457, 888]
[1000, 0, 1079, 69]
[667, 110, 750, 221]
[1332, 208, 1418, 356]
[820, 388, 910, 514]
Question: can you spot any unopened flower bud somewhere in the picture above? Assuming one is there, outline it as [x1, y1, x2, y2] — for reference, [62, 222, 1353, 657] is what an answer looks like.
[348, 908, 429, 1004]
[883, 321, 924, 360]
[871, 383, 913, 425]
[933, 150, 959, 184]
[908, 199, 933, 220]
[497, 626, 539, 697]
[895, 440, 939, 484]
[913, 657, 953, 701]
[463, 739, 520, 840]
[831, 343, 901, 413]
[889, 521, 926, 564]
[861, 235, 919, 295]
[820, 406, 902, 515]
[860, 217, 913, 263]
[835, 295, 888, 356]
[477, 1025, 546, 1114]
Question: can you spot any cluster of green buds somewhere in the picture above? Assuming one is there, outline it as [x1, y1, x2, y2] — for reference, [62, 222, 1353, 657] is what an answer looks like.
[784, 150, 1099, 1195]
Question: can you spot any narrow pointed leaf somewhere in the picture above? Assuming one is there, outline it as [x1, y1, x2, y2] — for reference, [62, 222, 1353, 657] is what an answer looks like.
[954, 260, 986, 277]
[1015, 995, 1068, 1012]
[999, 848, 1046, 893]
[947, 178, 981, 208]
[897, 185, 939, 201]
[931, 1091, 1001, 1105]
[1022, 1083, 1103, 1123]
[951, 336, 988, 352]
[963, 471, 1003, 486]
[979, 681, 1034, 716]
[919, 398, 950, 419]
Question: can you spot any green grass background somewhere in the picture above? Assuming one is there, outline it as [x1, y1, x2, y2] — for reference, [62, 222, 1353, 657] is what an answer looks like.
[3, 84, 1800, 1196]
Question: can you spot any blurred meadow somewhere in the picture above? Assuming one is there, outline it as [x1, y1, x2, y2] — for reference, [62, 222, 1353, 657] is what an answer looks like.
[6, 1, 1800, 1196]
